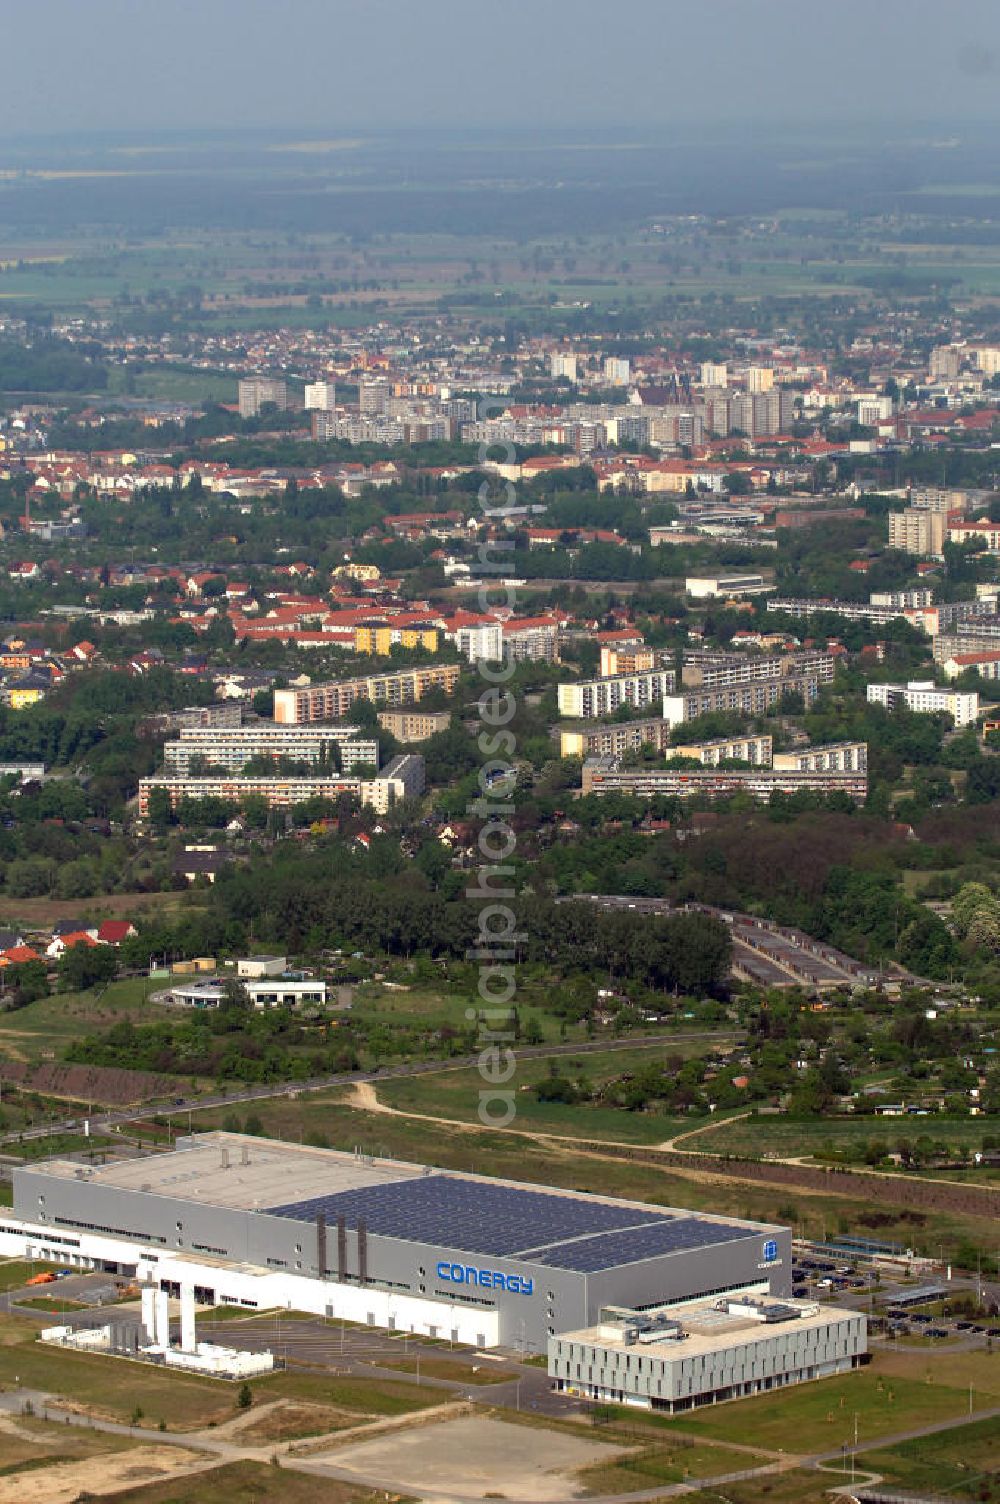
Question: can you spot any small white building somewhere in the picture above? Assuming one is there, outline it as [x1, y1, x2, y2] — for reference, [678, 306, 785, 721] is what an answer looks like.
[236, 955, 288, 978]
[686, 574, 769, 600]
[168, 976, 326, 1009]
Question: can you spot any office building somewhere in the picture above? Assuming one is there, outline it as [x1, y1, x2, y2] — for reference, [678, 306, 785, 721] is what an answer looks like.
[2, 1133, 791, 1353]
[557, 669, 676, 720]
[550, 1296, 865, 1412]
[167, 977, 327, 1010]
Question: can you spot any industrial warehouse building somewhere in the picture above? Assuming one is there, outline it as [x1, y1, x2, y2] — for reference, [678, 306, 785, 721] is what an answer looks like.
[550, 1295, 866, 1411]
[2, 1133, 792, 1353]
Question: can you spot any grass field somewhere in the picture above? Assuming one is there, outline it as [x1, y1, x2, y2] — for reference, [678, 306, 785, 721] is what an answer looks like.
[0, 976, 190, 1069]
[858, 1415, 1000, 1500]
[0, 1315, 437, 1430]
[658, 1352, 993, 1454]
[109, 1460, 391, 1504]
[372, 1042, 724, 1144]
[679, 1470, 850, 1504]
[0, 1261, 61, 1292]
[698, 1113, 996, 1163]
[576, 1438, 769, 1494]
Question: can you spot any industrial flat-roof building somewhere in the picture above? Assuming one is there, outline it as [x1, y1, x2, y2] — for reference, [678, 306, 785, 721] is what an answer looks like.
[550, 1295, 866, 1412]
[3, 1134, 791, 1354]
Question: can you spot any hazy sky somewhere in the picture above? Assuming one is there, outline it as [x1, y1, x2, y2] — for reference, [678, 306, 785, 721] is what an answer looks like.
[4, 0, 1000, 136]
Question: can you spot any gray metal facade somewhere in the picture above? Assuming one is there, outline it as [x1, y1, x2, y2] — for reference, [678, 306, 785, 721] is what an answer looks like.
[14, 1167, 790, 1351]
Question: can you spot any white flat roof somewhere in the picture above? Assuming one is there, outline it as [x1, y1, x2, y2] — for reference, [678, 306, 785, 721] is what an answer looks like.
[30, 1133, 423, 1210]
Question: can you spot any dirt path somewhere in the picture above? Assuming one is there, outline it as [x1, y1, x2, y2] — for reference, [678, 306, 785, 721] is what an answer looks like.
[340, 1082, 1000, 1216]
[657, 1109, 755, 1152]
[0, 1445, 216, 1504]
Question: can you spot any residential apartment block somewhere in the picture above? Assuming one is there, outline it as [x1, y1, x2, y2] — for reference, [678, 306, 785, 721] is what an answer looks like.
[671, 735, 773, 766]
[237, 377, 289, 419]
[681, 650, 835, 690]
[139, 754, 424, 817]
[273, 665, 460, 724]
[581, 759, 867, 803]
[377, 709, 451, 742]
[888, 508, 946, 557]
[557, 669, 676, 720]
[866, 680, 979, 726]
[772, 741, 867, 773]
[662, 674, 824, 727]
[559, 718, 675, 760]
[162, 724, 379, 776]
[503, 617, 561, 663]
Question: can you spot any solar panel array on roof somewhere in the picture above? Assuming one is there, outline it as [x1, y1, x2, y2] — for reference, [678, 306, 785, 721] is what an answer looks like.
[265, 1174, 748, 1268]
[531, 1217, 750, 1272]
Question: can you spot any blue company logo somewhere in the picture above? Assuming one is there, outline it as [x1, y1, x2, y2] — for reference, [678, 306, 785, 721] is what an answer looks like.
[762, 1239, 779, 1263]
[437, 1260, 534, 1295]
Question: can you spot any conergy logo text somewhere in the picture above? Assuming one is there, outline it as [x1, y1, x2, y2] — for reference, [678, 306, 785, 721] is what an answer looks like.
[437, 1260, 534, 1294]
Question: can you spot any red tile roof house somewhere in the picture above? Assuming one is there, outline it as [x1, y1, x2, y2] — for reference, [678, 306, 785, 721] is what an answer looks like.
[96, 920, 137, 946]
[45, 931, 99, 959]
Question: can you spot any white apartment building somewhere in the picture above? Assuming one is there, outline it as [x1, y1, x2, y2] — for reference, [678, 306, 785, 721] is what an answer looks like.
[869, 589, 934, 609]
[746, 365, 774, 394]
[700, 361, 728, 387]
[773, 741, 867, 773]
[866, 681, 979, 727]
[857, 394, 895, 426]
[456, 622, 504, 663]
[162, 725, 378, 775]
[303, 381, 337, 411]
[237, 377, 288, 419]
[603, 356, 630, 386]
[550, 352, 578, 382]
[888, 509, 946, 557]
[557, 669, 676, 720]
[671, 735, 773, 766]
